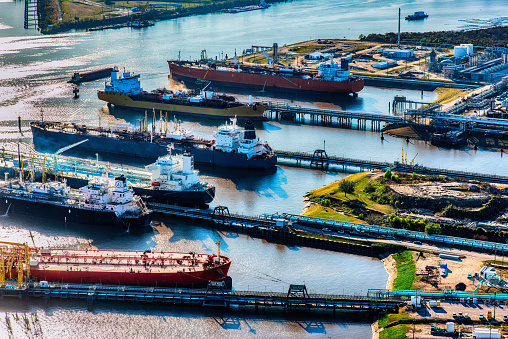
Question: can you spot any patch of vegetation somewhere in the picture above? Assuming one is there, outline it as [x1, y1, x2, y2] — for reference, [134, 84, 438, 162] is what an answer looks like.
[393, 251, 416, 290]
[486, 260, 508, 267]
[378, 311, 412, 328]
[434, 88, 474, 105]
[304, 204, 364, 223]
[288, 45, 324, 54]
[305, 172, 395, 222]
[40, 0, 59, 29]
[338, 179, 356, 197]
[439, 196, 506, 221]
[385, 214, 427, 232]
[379, 324, 410, 339]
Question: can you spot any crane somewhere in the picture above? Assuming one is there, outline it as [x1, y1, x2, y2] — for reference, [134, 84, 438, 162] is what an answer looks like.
[410, 153, 419, 167]
[262, 49, 272, 67]
[0, 241, 31, 288]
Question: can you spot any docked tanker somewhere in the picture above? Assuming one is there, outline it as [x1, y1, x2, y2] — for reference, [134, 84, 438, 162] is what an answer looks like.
[31, 118, 277, 169]
[1, 242, 231, 288]
[97, 67, 267, 120]
[167, 58, 364, 96]
[0, 174, 151, 228]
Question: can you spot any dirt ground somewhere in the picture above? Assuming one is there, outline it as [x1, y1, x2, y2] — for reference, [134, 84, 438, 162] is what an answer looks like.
[373, 252, 491, 339]
[412, 253, 484, 292]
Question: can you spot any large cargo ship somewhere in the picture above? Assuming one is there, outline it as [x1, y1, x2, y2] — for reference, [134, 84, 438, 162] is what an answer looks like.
[97, 67, 267, 120]
[167, 58, 364, 96]
[0, 174, 152, 228]
[31, 119, 277, 169]
[1, 242, 231, 288]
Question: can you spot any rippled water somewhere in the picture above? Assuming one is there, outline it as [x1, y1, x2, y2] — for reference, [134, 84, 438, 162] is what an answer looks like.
[1, 0, 507, 337]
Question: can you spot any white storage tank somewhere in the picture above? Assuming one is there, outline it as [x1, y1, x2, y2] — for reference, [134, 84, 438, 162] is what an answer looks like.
[454, 46, 467, 58]
[461, 43, 474, 55]
[446, 322, 454, 333]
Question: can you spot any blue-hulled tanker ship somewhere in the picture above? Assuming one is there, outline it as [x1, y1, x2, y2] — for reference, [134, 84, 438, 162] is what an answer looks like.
[30, 119, 277, 169]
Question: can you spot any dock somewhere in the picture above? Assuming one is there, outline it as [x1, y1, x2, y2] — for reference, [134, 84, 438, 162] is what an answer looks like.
[0, 282, 403, 313]
[145, 202, 508, 257]
[274, 149, 508, 184]
[265, 102, 401, 131]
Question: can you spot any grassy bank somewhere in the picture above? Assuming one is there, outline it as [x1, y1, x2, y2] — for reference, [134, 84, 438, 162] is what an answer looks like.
[376, 252, 415, 339]
[392, 251, 416, 290]
[304, 172, 395, 223]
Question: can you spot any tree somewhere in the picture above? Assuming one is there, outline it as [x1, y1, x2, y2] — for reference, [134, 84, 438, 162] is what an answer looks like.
[425, 223, 442, 235]
[338, 180, 356, 198]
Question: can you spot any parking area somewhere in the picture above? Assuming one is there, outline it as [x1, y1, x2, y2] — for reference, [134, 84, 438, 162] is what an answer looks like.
[414, 299, 508, 323]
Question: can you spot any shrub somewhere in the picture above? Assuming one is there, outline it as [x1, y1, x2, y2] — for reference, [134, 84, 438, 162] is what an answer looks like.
[425, 223, 442, 235]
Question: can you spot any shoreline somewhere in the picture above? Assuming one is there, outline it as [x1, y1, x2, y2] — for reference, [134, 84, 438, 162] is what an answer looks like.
[39, 0, 284, 34]
[371, 254, 397, 339]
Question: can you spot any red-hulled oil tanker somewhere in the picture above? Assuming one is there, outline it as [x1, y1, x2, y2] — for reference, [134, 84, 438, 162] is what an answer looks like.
[1, 242, 231, 288]
[167, 58, 364, 96]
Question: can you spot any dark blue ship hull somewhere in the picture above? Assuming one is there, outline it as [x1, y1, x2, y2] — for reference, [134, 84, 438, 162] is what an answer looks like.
[133, 185, 215, 206]
[31, 124, 277, 169]
[0, 192, 151, 228]
[0, 166, 215, 207]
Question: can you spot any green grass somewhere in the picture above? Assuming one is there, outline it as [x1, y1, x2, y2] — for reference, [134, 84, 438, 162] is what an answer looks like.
[393, 251, 416, 290]
[304, 204, 364, 223]
[379, 324, 410, 339]
[307, 172, 395, 215]
[378, 312, 412, 327]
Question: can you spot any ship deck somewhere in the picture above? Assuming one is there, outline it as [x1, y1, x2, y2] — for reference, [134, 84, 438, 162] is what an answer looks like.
[32, 249, 228, 274]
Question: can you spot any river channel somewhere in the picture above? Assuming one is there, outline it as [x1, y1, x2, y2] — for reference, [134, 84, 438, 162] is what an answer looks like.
[0, 0, 507, 337]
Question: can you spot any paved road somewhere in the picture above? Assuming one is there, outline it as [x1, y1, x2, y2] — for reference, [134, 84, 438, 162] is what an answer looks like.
[293, 224, 499, 261]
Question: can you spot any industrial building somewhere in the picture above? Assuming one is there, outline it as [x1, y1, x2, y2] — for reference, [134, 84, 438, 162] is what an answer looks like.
[382, 49, 414, 59]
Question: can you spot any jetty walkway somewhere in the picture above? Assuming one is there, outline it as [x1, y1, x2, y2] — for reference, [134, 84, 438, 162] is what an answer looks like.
[144, 202, 508, 257]
[0, 282, 403, 313]
[274, 149, 508, 184]
[265, 102, 401, 130]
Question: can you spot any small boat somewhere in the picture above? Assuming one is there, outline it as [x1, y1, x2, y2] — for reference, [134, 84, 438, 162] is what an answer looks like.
[68, 67, 114, 84]
[131, 20, 154, 28]
[405, 11, 428, 21]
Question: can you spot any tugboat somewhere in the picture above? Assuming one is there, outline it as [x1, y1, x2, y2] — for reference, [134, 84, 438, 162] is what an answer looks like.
[131, 151, 216, 205]
[405, 11, 429, 20]
[97, 67, 266, 120]
[0, 173, 151, 228]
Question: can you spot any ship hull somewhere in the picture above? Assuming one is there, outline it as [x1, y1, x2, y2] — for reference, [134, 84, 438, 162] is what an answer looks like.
[98, 91, 267, 121]
[133, 185, 215, 205]
[32, 125, 277, 169]
[28, 261, 231, 287]
[0, 193, 151, 228]
[168, 62, 365, 94]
